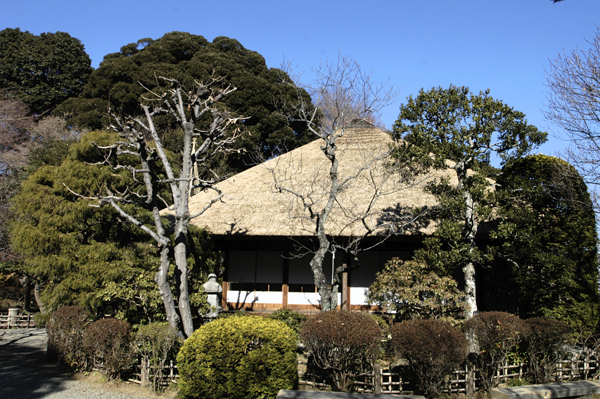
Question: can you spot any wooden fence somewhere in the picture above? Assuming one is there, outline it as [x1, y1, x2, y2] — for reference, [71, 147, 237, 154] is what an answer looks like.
[0, 312, 36, 329]
[127, 349, 600, 394]
[128, 359, 179, 388]
[298, 349, 600, 394]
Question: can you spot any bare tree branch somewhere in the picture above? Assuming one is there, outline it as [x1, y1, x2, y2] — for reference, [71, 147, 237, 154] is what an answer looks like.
[69, 74, 243, 337]
[270, 54, 426, 311]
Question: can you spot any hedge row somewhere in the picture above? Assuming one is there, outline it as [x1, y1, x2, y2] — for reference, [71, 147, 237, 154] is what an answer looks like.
[47, 307, 577, 399]
[46, 306, 182, 392]
[299, 310, 574, 398]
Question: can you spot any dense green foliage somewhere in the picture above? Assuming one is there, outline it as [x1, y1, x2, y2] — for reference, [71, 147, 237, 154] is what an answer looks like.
[390, 319, 467, 398]
[493, 155, 599, 331]
[10, 131, 219, 324]
[300, 311, 381, 392]
[56, 32, 313, 174]
[82, 318, 134, 379]
[465, 311, 529, 391]
[177, 316, 297, 399]
[394, 85, 547, 316]
[0, 28, 92, 115]
[367, 258, 465, 324]
[269, 308, 306, 334]
[46, 306, 92, 369]
[133, 322, 183, 393]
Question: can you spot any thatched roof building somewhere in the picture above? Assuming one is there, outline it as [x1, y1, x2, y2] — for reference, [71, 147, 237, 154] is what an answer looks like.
[185, 120, 459, 312]
[188, 120, 455, 237]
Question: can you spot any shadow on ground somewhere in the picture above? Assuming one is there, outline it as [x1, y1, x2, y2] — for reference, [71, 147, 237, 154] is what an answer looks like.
[0, 329, 72, 399]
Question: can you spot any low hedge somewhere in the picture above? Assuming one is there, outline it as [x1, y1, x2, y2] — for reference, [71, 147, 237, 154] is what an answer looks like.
[46, 306, 92, 370]
[391, 318, 467, 398]
[300, 311, 381, 392]
[82, 318, 134, 380]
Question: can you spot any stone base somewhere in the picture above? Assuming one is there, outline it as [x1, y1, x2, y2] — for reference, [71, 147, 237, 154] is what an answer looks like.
[490, 381, 600, 399]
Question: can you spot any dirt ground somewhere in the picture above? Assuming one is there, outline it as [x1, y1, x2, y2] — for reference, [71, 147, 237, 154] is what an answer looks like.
[73, 373, 178, 398]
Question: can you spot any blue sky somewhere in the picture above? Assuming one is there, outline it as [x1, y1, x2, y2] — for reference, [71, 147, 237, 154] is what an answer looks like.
[2, 0, 599, 162]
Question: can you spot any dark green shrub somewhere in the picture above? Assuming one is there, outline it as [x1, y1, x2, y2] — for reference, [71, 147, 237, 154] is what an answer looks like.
[390, 319, 467, 398]
[34, 312, 51, 328]
[82, 318, 134, 379]
[46, 305, 92, 370]
[270, 308, 306, 334]
[177, 316, 297, 399]
[465, 311, 530, 391]
[300, 311, 381, 392]
[525, 317, 572, 383]
[133, 322, 183, 393]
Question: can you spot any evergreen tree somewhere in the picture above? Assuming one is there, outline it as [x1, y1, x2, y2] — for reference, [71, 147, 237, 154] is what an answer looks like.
[56, 32, 313, 174]
[493, 155, 599, 331]
[10, 131, 220, 325]
[394, 85, 547, 318]
[0, 28, 92, 115]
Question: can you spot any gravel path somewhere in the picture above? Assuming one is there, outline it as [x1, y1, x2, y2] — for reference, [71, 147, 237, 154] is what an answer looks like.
[0, 328, 163, 399]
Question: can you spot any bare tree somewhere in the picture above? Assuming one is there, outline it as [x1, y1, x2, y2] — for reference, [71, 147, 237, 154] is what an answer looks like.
[0, 92, 34, 173]
[545, 26, 600, 211]
[71, 75, 243, 337]
[273, 55, 422, 311]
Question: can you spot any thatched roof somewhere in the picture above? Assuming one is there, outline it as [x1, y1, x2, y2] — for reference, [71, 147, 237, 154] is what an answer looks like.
[185, 122, 458, 237]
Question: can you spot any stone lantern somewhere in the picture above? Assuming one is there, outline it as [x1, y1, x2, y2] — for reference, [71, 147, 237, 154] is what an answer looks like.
[201, 273, 223, 320]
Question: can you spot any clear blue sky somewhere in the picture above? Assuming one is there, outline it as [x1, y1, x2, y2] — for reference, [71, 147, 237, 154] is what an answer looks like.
[2, 0, 599, 162]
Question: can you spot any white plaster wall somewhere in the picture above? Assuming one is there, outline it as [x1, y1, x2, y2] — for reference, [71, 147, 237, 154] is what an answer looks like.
[350, 287, 369, 305]
[287, 292, 342, 306]
[226, 290, 282, 306]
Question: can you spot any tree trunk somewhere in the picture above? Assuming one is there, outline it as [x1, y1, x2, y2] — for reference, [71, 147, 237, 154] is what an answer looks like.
[19, 275, 30, 311]
[463, 188, 478, 319]
[310, 135, 340, 312]
[156, 244, 181, 336]
[172, 121, 194, 338]
[457, 161, 478, 320]
[174, 219, 194, 338]
[33, 282, 46, 314]
[310, 244, 334, 311]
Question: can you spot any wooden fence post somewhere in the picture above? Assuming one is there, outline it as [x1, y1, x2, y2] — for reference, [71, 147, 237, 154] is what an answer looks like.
[466, 360, 476, 398]
[140, 357, 149, 387]
[373, 363, 382, 394]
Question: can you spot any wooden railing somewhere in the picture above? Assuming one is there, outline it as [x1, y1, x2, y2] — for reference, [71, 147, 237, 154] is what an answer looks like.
[0, 312, 37, 329]
[123, 347, 600, 393]
[299, 354, 600, 394]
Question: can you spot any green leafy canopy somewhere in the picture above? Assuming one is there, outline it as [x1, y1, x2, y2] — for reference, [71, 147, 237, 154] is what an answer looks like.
[10, 130, 221, 325]
[0, 28, 92, 115]
[56, 32, 315, 174]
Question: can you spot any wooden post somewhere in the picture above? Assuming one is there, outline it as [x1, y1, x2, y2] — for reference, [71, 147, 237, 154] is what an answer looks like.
[466, 360, 475, 397]
[373, 363, 382, 394]
[282, 284, 289, 309]
[283, 255, 289, 309]
[342, 267, 348, 311]
[140, 357, 149, 387]
[221, 281, 228, 310]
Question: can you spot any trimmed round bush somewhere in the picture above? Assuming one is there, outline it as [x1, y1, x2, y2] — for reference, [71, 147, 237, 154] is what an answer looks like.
[177, 316, 298, 399]
[300, 311, 381, 392]
[82, 318, 134, 379]
[46, 305, 92, 370]
[390, 319, 467, 398]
